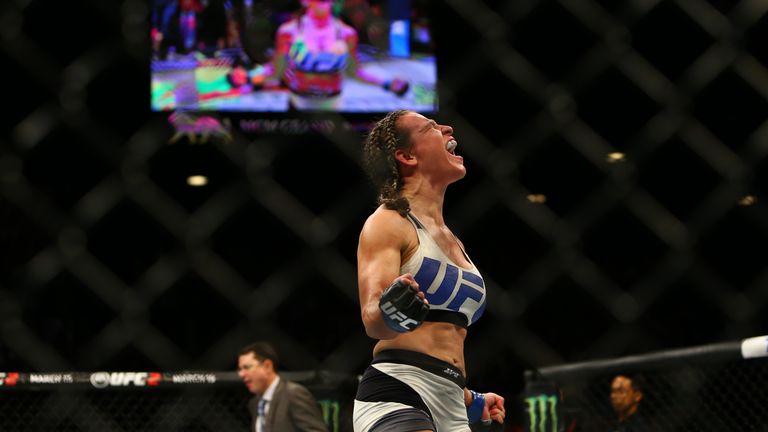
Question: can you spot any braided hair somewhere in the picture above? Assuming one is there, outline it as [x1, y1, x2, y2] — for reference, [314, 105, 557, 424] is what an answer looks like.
[362, 109, 412, 216]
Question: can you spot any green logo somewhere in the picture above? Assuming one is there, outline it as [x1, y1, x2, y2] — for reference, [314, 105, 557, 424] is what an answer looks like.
[525, 394, 559, 432]
[318, 399, 341, 432]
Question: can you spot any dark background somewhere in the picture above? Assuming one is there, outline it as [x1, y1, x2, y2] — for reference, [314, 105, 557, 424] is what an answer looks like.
[1, 0, 767, 427]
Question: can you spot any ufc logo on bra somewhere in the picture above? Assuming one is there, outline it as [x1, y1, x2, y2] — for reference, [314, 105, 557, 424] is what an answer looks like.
[414, 258, 486, 324]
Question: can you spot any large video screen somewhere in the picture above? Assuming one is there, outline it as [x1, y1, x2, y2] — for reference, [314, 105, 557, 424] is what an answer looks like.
[150, 0, 437, 114]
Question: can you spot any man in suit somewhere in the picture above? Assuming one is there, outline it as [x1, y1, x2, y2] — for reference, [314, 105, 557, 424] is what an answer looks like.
[237, 342, 328, 432]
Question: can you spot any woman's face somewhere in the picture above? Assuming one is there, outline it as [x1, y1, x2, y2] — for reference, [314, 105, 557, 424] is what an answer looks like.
[304, 0, 333, 18]
[399, 112, 466, 183]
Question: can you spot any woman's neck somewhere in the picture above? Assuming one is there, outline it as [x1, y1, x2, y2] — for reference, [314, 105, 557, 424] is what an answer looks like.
[405, 192, 446, 227]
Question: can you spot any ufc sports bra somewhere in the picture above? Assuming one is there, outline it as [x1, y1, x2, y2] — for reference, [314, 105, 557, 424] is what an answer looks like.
[278, 15, 353, 97]
[400, 212, 486, 327]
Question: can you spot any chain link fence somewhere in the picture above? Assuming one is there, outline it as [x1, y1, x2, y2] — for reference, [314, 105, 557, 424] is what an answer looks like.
[524, 336, 768, 431]
[0, 371, 357, 432]
[1, 2, 768, 430]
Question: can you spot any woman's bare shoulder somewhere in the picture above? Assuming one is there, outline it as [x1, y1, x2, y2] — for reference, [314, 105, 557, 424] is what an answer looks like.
[361, 207, 410, 239]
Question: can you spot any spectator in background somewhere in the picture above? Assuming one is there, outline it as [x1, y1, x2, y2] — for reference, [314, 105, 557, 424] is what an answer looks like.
[237, 342, 328, 432]
[152, 0, 227, 58]
[609, 374, 647, 432]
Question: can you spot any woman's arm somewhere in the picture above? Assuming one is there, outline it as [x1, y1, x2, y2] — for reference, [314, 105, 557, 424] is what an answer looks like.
[464, 388, 506, 425]
[343, 25, 409, 95]
[357, 209, 424, 339]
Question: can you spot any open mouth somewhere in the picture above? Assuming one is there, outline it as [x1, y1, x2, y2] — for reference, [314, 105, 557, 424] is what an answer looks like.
[446, 139, 457, 155]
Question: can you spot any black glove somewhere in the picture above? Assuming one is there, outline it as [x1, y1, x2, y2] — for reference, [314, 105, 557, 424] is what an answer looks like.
[382, 79, 409, 97]
[379, 280, 429, 333]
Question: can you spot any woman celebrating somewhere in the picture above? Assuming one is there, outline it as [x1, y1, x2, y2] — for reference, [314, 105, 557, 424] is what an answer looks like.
[231, 0, 407, 110]
[354, 110, 506, 431]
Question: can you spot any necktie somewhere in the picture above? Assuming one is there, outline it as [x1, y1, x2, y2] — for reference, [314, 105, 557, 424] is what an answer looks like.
[257, 399, 267, 432]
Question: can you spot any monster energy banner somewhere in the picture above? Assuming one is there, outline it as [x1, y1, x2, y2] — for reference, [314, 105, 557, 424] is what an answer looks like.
[318, 399, 342, 432]
[524, 379, 562, 432]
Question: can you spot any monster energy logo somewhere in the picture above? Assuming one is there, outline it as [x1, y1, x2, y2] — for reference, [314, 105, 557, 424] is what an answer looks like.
[318, 399, 341, 432]
[525, 394, 559, 432]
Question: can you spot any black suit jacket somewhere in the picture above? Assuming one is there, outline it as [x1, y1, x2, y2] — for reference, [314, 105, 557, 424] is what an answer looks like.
[248, 377, 328, 432]
[611, 412, 649, 432]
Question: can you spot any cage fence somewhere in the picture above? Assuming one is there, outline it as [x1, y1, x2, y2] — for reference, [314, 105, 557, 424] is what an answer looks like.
[0, 371, 358, 432]
[523, 336, 768, 432]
